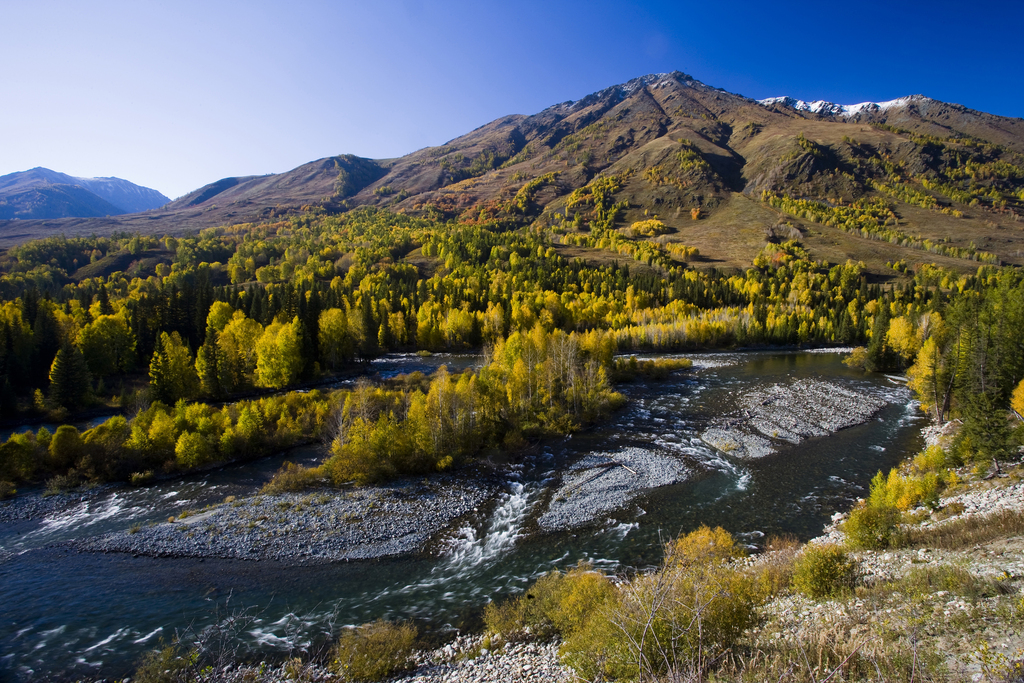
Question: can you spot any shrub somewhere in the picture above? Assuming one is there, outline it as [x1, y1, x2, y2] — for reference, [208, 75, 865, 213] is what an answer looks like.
[752, 534, 801, 596]
[484, 562, 616, 641]
[913, 445, 948, 473]
[870, 466, 945, 512]
[82, 416, 130, 461]
[843, 346, 869, 370]
[792, 544, 858, 599]
[44, 472, 80, 496]
[843, 501, 901, 549]
[332, 619, 417, 681]
[0, 480, 15, 499]
[558, 602, 629, 680]
[561, 527, 761, 681]
[129, 470, 155, 486]
[174, 431, 214, 469]
[133, 642, 198, 683]
[261, 461, 322, 494]
[0, 435, 36, 482]
[48, 425, 84, 471]
[843, 472, 908, 549]
[665, 524, 744, 566]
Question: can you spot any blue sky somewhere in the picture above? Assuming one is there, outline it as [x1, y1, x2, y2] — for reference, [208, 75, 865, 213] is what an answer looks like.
[3, 0, 1021, 200]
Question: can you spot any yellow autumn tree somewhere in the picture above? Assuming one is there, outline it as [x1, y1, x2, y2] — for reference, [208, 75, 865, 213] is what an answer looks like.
[255, 317, 304, 389]
[885, 315, 919, 365]
[1011, 377, 1024, 419]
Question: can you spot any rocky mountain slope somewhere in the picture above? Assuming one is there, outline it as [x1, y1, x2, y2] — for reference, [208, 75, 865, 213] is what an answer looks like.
[3, 72, 1022, 275]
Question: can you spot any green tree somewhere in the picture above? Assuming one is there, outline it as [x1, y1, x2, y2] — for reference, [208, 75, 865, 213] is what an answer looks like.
[884, 315, 919, 369]
[48, 344, 91, 409]
[216, 312, 262, 393]
[205, 301, 235, 333]
[175, 431, 214, 468]
[32, 302, 63, 383]
[196, 327, 220, 397]
[959, 392, 1013, 471]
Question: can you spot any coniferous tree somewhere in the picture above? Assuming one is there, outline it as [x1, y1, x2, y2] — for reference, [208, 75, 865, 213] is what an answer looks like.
[958, 392, 1013, 472]
[196, 327, 220, 397]
[319, 308, 352, 371]
[865, 299, 891, 372]
[96, 285, 113, 316]
[49, 344, 91, 409]
[0, 378, 17, 418]
[32, 304, 62, 384]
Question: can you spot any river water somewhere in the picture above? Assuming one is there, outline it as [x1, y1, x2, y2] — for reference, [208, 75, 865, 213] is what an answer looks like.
[0, 350, 921, 680]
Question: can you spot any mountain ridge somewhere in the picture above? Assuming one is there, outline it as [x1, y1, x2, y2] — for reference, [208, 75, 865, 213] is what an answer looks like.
[0, 167, 169, 219]
[2, 71, 1023, 277]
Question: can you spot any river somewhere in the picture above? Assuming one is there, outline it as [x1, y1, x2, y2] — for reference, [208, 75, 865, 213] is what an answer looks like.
[0, 349, 921, 680]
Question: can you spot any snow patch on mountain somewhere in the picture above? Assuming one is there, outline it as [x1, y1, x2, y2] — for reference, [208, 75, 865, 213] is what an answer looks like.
[759, 94, 931, 117]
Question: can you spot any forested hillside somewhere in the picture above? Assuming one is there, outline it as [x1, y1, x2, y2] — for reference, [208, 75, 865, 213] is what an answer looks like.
[0, 200, 1021, 499]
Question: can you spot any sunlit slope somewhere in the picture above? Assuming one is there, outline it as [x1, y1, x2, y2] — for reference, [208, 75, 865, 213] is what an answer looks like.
[3, 71, 1022, 276]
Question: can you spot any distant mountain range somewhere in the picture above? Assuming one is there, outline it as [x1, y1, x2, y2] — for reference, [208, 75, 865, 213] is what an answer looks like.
[0, 167, 169, 220]
[2, 72, 1023, 274]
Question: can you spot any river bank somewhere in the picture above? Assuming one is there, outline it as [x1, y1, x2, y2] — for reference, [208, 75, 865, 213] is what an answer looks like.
[125, 637, 571, 683]
[752, 422, 1024, 681]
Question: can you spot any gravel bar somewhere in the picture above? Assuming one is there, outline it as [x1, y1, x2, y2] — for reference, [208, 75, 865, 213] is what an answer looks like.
[73, 478, 496, 564]
[538, 447, 687, 530]
[702, 378, 889, 458]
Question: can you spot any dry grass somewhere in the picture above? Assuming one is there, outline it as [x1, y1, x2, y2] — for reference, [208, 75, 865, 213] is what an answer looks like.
[726, 622, 947, 683]
[664, 192, 776, 270]
[549, 243, 661, 274]
[902, 508, 1024, 550]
